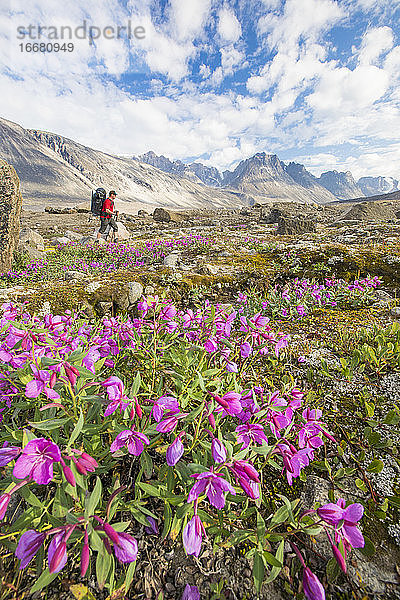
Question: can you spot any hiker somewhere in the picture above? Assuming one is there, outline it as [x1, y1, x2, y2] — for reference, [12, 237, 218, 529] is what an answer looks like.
[96, 190, 119, 243]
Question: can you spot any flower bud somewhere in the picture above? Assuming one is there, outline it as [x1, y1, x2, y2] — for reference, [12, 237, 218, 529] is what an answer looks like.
[135, 399, 143, 419]
[63, 464, 76, 487]
[49, 539, 67, 573]
[211, 438, 226, 464]
[208, 412, 216, 429]
[332, 545, 346, 573]
[103, 523, 120, 546]
[80, 530, 90, 577]
[0, 493, 11, 520]
[49, 372, 57, 389]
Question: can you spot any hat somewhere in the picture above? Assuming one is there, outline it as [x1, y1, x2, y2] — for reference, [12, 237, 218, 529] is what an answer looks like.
[109, 190, 117, 196]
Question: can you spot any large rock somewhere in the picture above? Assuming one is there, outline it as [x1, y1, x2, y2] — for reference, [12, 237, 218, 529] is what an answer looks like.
[128, 282, 143, 304]
[340, 202, 397, 222]
[115, 222, 131, 241]
[0, 159, 22, 272]
[19, 227, 45, 251]
[276, 216, 316, 235]
[153, 208, 185, 223]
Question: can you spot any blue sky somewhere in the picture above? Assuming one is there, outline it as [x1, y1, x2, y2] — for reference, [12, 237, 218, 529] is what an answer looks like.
[2, 0, 400, 179]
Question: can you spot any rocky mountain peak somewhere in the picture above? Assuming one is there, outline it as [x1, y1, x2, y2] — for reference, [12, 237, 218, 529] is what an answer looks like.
[317, 170, 364, 200]
[358, 176, 399, 197]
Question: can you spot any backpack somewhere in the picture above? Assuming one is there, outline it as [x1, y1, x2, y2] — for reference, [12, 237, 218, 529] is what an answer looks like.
[91, 188, 107, 216]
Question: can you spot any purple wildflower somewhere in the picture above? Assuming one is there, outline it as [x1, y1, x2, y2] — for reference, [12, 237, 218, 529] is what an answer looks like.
[13, 438, 61, 485]
[0, 493, 11, 519]
[187, 471, 235, 509]
[235, 423, 268, 449]
[15, 530, 46, 569]
[48, 532, 68, 573]
[113, 532, 138, 563]
[25, 365, 60, 400]
[211, 438, 227, 464]
[182, 585, 200, 600]
[183, 515, 205, 557]
[303, 567, 325, 600]
[152, 395, 179, 422]
[144, 516, 159, 536]
[110, 430, 149, 456]
[208, 391, 242, 416]
[156, 412, 187, 433]
[0, 443, 20, 466]
[166, 436, 184, 466]
[240, 342, 252, 358]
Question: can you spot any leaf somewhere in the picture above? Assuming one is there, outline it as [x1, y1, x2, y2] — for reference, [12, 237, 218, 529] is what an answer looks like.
[30, 568, 58, 593]
[85, 477, 102, 518]
[264, 540, 284, 584]
[22, 429, 37, 446]
[358, 535, 375, 556]
[68, 410, 84, 447]
[262, 551, 282, 568]
[367, 459, 384, 473]
[225, 530, 255, 547]
[140, 451, 153, 479]
[18, 485, 45, 509]
[256, 511, 265, 542]
[269, 504, 288, 526]
[161, 502, 173, 541]
[388, 496, 400, 509]
[28, 417, 70, 431]
[196, 370, 205, 391]
[253, 550, 265, 594]
[137, 482, 162, 497]
[355, 478, 368, 492]
[124, 561, 137, 593]
[326, 557, 340, 583]
[96, 549, 112, 590]
[384, 410, 400, 425]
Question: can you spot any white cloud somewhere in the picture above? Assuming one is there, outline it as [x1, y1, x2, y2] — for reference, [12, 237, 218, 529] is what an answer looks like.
[199, 63, 211, 78]
[2, 0, 400, 182]
[358, 26, 394, 65]
[217, 7, 242, 44]
[220, 45, 244, 75]
[169, 0, 211, 42]
[384, 45, 400, 77]
[299, 145, 400, 180]
[258, 0, 344, 50]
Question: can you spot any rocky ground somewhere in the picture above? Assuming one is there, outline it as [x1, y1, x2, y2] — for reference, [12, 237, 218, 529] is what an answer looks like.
[1, 200, 400, 600]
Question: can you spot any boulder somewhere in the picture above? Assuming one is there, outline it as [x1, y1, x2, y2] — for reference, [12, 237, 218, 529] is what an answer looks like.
[128, 282, 143, 304]
[64, 270, 86, 281]
[138, 209, 148, 217]
[276, 216, 316, 235]
[263, 208, 283, 223]
[340, 202, 397, 222]
[50, 236, 71, 246]
[153, 208, 185, 223]
[115, 222, 131, 241]
[45, 206, 77, 214]
[0, 159, 22, 272]
[64, 230, 82, 241]
[19, 228, 45, 251]
[164, 252, 180, 268]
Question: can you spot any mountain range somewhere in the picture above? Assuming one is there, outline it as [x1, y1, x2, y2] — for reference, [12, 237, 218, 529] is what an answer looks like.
[138, 152, 400, 201]
[0, 116, 398, 213]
